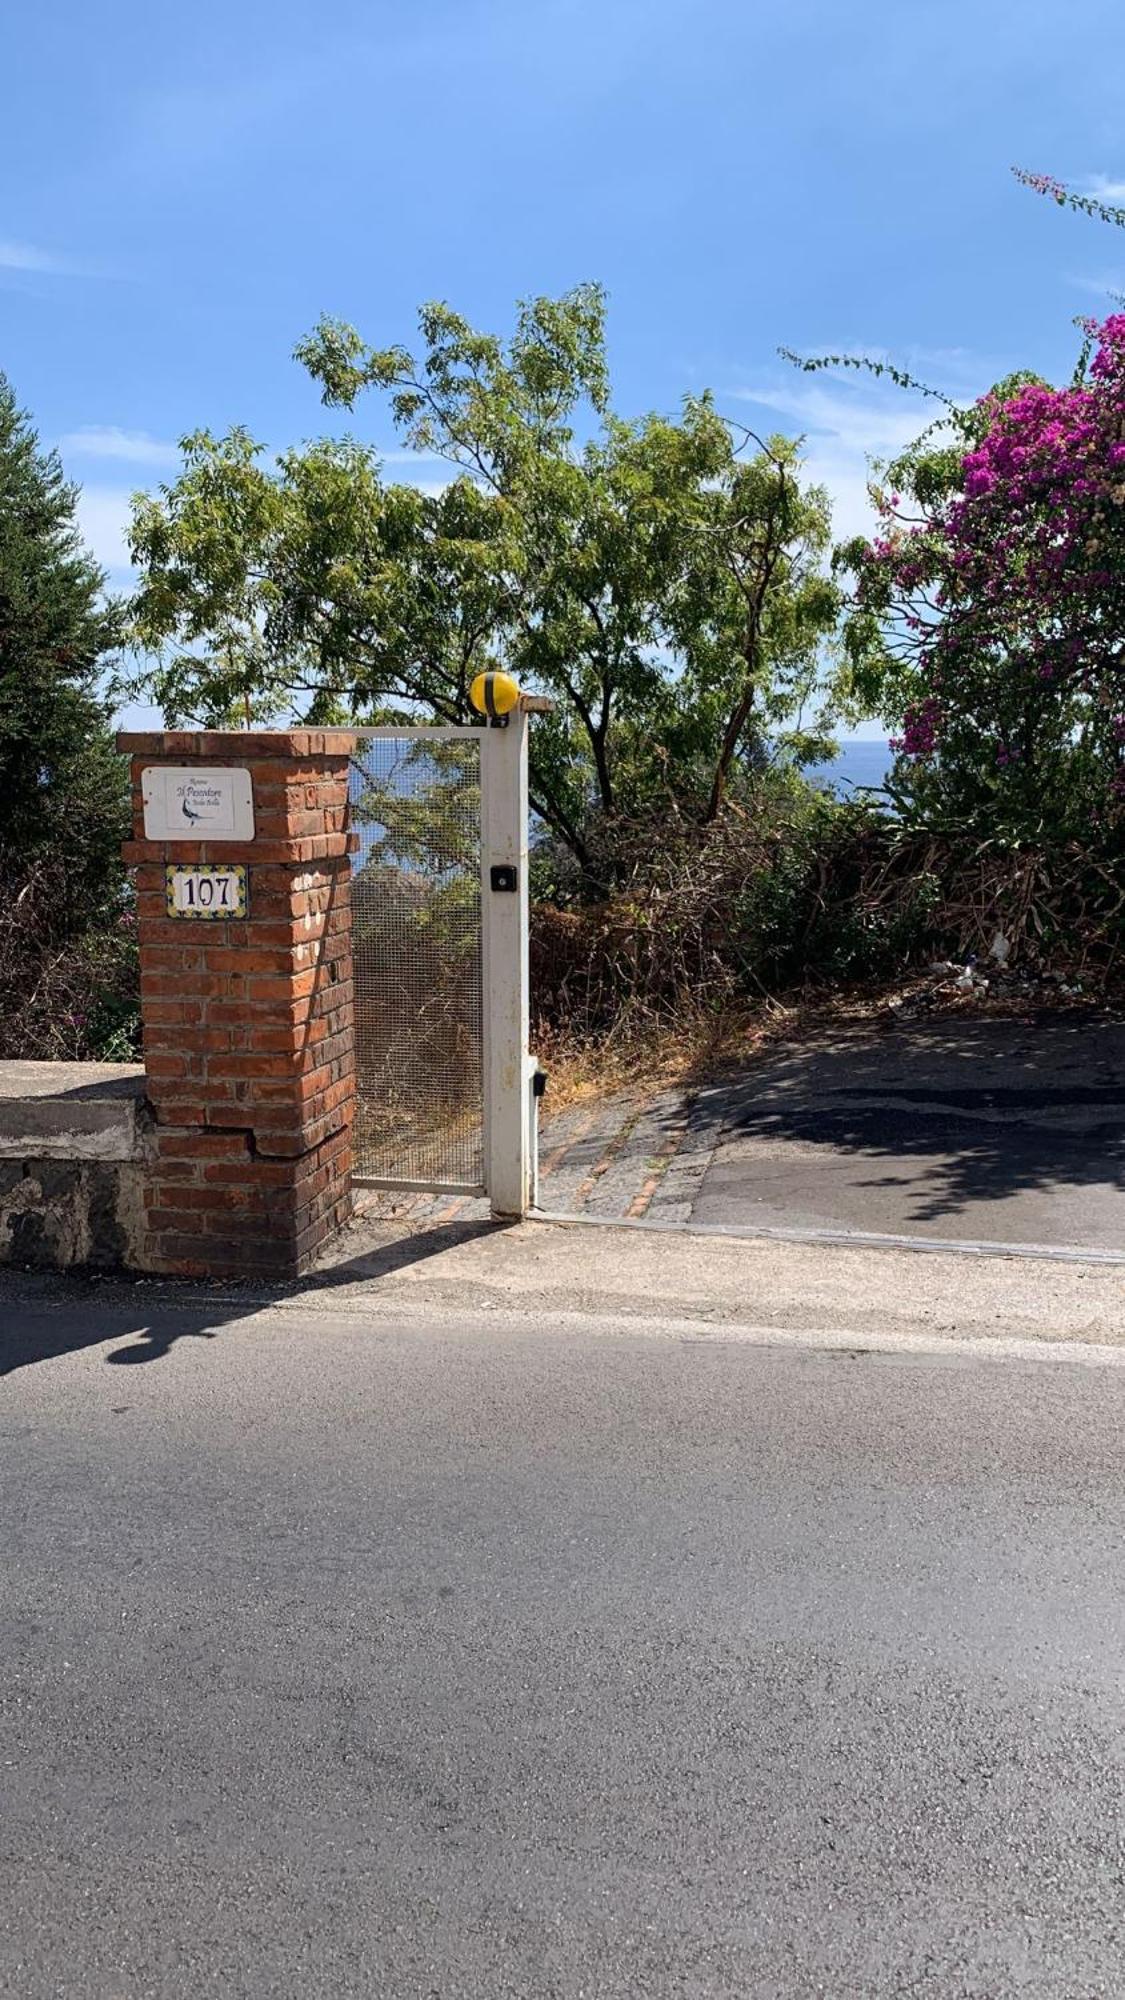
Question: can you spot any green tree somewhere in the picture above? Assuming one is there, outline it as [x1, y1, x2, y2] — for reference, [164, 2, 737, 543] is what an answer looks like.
[127, 287, 841, 886]
[662, 426, 838, 820]
[0, 375, 127, 924]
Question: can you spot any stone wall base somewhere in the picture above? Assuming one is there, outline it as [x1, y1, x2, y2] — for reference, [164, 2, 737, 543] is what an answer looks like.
[0, 1060, 352, 1283]
[0, 1061, 153, 1272]
[0, 1158, 148, 1271]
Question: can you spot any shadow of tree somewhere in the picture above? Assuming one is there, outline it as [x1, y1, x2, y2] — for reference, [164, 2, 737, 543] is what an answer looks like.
[692, 1011, 1125, 1228]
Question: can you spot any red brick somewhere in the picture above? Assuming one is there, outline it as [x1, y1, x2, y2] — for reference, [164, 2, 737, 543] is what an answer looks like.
[205, 1051, 300, 1080]
[139, 945, 192, 972]
[145, 1159, 198, 1184]
[142, 971, 228, 1001]
[155, 1130, 251, 1160]
[147, 1097, 208, 1126]
[202, 1159, 296, 1188]
[144, 1052, 196, 1080]
[247, 971, 319, 1003]
[125, 738, 356, 1279]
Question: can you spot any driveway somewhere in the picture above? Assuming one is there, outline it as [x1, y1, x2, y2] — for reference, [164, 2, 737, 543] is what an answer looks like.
[685, 1012, 1125, 1251]
[511, 1012, 1125, 1256]
[3, 1251, 1125, 1998]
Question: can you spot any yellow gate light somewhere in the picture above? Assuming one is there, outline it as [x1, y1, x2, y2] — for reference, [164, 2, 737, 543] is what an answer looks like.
[469, 670, 520, 720]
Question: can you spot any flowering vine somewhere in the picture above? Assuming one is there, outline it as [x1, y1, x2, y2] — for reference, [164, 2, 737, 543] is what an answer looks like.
[840, 311, 1125, 837]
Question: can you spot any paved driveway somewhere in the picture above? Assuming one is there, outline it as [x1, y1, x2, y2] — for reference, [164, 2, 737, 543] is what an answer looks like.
[513, 1012, 1125, 1256]
[3, 1270, 1125, 1997]
[365, 1013, 1125, 1255]
[686, 1013, 1125, 1251]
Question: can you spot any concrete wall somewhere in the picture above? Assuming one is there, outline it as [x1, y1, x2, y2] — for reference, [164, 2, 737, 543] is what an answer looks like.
[0, 1063, 151, 1271]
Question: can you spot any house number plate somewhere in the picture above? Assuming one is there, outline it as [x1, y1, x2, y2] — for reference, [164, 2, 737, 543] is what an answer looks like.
[165, 863, 248, 920]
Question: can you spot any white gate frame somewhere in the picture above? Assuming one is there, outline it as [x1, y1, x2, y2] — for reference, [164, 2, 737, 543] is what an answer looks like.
[351, 706, 539, 1218]
[480, 702, 533, 1217]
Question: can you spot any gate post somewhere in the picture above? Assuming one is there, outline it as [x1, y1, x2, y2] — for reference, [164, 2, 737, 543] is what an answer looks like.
[118, 729, 357, 1280]
[481, 707, 532, 1218]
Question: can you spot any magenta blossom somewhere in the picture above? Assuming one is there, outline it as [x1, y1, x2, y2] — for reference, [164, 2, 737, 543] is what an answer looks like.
[862, 311, 1125, 800]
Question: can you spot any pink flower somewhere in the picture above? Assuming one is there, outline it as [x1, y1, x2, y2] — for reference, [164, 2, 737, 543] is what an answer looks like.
[896, 696, 942, 757]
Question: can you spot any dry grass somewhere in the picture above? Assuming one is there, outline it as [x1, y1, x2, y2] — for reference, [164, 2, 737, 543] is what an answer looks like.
[535, 992, 832, 1111]
[534, 975, 1125, 1112]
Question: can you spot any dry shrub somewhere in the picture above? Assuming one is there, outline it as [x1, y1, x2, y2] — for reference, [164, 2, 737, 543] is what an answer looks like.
[0, 855, 140, 1063]
[531, 800, 1125, 1038]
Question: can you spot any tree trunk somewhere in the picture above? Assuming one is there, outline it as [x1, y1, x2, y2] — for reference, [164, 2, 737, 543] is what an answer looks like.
[704, 682, 755, 823]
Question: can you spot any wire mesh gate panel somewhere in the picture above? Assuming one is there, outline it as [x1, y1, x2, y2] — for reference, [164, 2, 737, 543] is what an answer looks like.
[350, 730, 485, 1190]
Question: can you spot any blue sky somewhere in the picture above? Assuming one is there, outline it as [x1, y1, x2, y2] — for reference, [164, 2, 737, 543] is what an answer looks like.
[5, 0, 1125, 737]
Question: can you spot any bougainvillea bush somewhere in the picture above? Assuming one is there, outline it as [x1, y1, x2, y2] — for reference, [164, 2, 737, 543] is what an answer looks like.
[838, 313, 1125, 851]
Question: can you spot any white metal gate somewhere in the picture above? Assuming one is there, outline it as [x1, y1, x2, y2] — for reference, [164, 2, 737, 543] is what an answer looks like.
[349, 710, 535, 1216]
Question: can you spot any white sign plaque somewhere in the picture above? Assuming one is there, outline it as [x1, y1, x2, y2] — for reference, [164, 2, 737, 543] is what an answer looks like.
[142, 766, 255, 841]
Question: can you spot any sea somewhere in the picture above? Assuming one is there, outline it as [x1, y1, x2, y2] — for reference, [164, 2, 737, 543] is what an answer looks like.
[805, 737, 893, 798]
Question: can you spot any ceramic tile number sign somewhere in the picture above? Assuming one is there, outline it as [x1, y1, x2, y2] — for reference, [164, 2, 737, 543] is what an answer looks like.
[164, 863, 248, 919]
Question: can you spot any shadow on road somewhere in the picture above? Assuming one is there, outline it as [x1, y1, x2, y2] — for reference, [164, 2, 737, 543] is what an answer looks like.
[0, 1219, 505, 1379]
[704, 1011, 1125, 1229]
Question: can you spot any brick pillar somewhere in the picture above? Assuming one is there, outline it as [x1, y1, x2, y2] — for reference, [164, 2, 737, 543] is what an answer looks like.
[118, 730, 357, 1280]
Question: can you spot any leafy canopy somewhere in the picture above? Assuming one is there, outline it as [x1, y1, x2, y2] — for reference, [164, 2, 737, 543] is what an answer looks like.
[127, 286, 842, 883]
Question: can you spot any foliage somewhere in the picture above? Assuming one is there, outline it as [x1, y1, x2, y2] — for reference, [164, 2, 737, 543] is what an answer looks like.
[0, 856, 140, 1062]
[529, 777, 935, 1032]
[350, 737, 481, 995]
[784, 175, 1125, 857]
[127, 288, 841, 886]
[530, 778, 1125, 1040]
[351, 737, 480, 878]
[0, 375, 129, 921]
[1012, 168, 1125, 235]
[836, 315, 1125, 847]
[0, 375, 135, 1061]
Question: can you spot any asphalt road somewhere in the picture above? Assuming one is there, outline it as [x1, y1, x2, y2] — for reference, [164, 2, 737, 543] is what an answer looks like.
[4, 1275, 1125, 1998]
[690, 1013, 1125, 1252]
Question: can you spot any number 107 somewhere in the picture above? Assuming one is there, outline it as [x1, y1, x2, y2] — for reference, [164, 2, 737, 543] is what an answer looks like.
[166, 866, 246, 918]
[183, 873, 229, 908]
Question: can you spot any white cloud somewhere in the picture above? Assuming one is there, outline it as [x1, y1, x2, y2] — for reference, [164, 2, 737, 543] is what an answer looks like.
[738, 379, 931, 457]
[0, 239, 66, 272]
[1085, 176, 1125, 203]
[75, 486, 135, 580]
[802, 459, 884, 545]
[59, 425, 179, 467]
[375, 445, 447, 466]
[731, 374, 947, 541]
[0, 238, 96, 276]
[1067, 270, 1125, 301]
